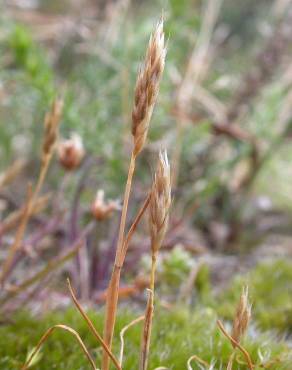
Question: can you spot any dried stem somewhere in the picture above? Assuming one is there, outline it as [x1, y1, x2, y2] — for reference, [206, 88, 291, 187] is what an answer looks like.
[187, 354, 210, 370]
[0, 185, 32, 284]
[67, 279, 122, 370]
[0, 193, 50, 236]
[21, 324, 97, 370]
[0, 238, 84, 306]
[0, 99, 62, 286]
[121, 193, 151, 262]
[119, 315, 145, 365]
[139, 289, 154, 370]
[217, 320, 254, 370]
[227, 351, 235, 370]
[102, 152, 136, 368]
[140, 150, 171, 370]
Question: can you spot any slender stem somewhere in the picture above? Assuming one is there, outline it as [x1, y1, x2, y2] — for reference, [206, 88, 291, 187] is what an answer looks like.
[217, 320, 254, 370]
[33, 154, 51, 203]
[227, 351, 235, 370]
[21, 324, 97, 370]
[102, 151, 136, 370]
[115, 152, 136, 265]
[121, 193, 150, 264]
[0, 193, 50, 236]
[119, 315, 145, 366]
[67, 279, 122, 370]
[102, 266, 122, 368]
[139, 289, 154, 370]
[0, 186, 32, 284]
[187, 354, 210, 370]
[0, 240, 83, 306]
[139, 251, 157, 370]
[150, 253, 157, 292]
[0, 222, 93, 306]
[0, 154, 52, 285]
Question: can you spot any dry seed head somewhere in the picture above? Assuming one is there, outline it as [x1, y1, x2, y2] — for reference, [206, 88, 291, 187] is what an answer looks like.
[42, 98, 63, 159]
[231, 286, 251, 346]
[58, 133, 85, 170]
[91, 189, 121, 221]
[132, 19, 166, 157]
[149, 150, 171, 253]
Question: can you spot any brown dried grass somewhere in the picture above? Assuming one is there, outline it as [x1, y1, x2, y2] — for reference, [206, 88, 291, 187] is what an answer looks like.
[101, 19, 166, 370]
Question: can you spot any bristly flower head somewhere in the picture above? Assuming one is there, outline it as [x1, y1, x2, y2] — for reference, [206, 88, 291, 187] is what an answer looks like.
[132, 19, 166, 157]
[42, 98, 63, 160]
[231, 286, 252, 346]
[149, 150, 171, 253]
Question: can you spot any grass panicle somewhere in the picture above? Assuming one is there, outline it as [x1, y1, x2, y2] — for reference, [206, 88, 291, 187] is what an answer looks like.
[42, 98, 63, 161]
[218, 286, 253, 370]
[149, 150, 171, 256]
[132, 18, 166, 157]
[231, 286, 251, 346]
[102, 19, 166, 370]
[140, 150, 171, 370]
[226, 286, 252, 369]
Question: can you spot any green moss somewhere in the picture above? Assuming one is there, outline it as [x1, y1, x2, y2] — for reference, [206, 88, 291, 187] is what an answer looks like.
[217, 259, 292, 333]
[9, 25, 55, 100]
[160, 246, 193, 286]
[195, 263, 212, 301]
[1, 305, 291, 369]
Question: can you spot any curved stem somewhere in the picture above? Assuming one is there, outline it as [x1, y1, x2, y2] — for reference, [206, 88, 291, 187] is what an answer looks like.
[0, 153, 52, 285]
[21, 324, 97, 370]
[121, 193, 150, 263]
[119, 315, 144, 366]
[217, 320, 254, 370]
[187, 354, 210, 370]
[67, 279, 121, 370]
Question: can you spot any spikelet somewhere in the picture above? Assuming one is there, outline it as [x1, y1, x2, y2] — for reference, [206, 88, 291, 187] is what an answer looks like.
[132, 19, 166, 156]
[149, 150, 171, 253]
[42, 98, 63, 161]
[231, 286, 251, 346]
[139, 150, 171, 370]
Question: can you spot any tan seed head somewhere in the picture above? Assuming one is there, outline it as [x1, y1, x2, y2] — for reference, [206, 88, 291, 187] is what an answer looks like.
[132, 19, 166, 157]
[231, 286, 251, 346]
[149, 150, 171, 253]
[42, 98, 63, 160]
